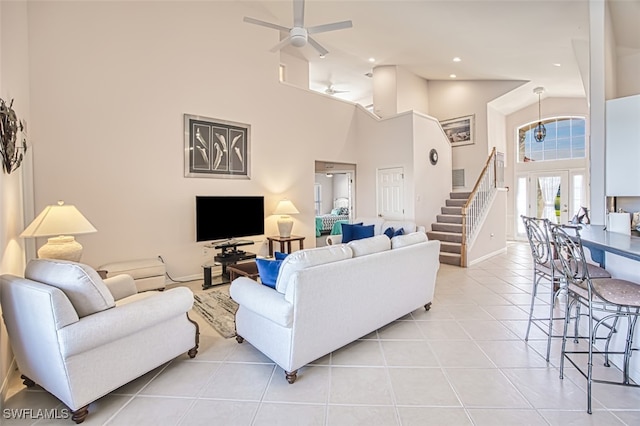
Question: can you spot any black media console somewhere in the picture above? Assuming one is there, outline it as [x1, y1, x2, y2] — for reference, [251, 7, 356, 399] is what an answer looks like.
[202, 239, 256, 289]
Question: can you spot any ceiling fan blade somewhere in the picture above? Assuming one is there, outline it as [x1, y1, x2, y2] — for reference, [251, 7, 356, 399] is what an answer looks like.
[243, 16, 290, 33]
[269, 36, 293, 52]
[307, 20, 353, 35]
[307, 36, 329, 56]
[293, 0, 305, 28]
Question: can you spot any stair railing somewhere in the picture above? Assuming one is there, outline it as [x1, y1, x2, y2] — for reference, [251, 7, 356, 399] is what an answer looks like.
[460, 147, 504, 266]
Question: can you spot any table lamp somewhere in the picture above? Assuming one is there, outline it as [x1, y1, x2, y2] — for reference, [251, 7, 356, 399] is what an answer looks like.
[273, 199, 299, 238]
[20, 201, 97, 262]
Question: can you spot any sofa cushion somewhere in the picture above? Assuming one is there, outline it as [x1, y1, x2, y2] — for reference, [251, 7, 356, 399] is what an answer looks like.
[25, 259, 116, 318]
[348, 235, 391, 257]
[274, 251, 289, 260]
[342, 223, 374, 243]
[255, 258, 283, 289]
[391, 231, 428, 249]
[276, 245, 353, 294]
[384, 220, 417, 235]
[383, 226, 395, 238]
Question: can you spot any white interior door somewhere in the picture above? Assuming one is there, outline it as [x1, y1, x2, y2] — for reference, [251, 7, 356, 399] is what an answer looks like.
[377, 167, 404, 219]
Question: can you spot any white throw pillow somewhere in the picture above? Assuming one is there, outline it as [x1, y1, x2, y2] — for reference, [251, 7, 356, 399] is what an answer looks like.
[348, 234, 391, 257]
[391, 231, 428, 249]
[275, 245, 353, 294]
[25, 259, 116, 317]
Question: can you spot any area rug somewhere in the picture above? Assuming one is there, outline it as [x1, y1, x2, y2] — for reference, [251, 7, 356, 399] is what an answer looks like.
[193, 287, 238, 338]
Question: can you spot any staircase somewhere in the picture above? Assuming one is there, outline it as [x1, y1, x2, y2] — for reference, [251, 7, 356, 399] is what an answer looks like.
[427, 192, 471, 266]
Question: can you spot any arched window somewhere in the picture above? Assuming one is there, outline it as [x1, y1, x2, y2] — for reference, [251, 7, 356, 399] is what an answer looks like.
[517, 116, 586, 162]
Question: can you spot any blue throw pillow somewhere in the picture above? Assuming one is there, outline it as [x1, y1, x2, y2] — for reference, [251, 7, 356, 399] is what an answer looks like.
[393, 228, 405, 237]
[255, 258, 283, 289]
[342, 223, 375, 243]
[274, 251, 288, 260]
[383, 227, 395, 238]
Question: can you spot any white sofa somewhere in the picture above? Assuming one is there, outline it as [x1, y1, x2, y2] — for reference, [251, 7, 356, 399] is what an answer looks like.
[0, 259, 199, 423]
[230, 232, 440, 383]
[325, 217, 426, 245]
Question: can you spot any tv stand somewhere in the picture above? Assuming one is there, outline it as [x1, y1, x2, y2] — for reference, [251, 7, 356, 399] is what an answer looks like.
[202, 239, 256, 289]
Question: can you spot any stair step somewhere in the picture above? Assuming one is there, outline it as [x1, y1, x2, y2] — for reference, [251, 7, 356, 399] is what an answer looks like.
[450, 192, 472, 200]
[427, 231, 462, 244]
[445, 199, 466, 207]
[440, 242, 462, 254]
[441, 206, 462, 215]
[436, 214, 463, 224]
[439, 252, 462, 266]
[432, 223, 462, 233]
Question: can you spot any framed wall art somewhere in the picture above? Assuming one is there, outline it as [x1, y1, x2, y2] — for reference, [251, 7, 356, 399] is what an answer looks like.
[184, 114, 251, 179]
[440, 114, 474, 147]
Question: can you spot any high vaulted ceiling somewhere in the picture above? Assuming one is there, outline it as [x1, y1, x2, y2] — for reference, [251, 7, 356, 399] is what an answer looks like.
[241, 0, 639, 114]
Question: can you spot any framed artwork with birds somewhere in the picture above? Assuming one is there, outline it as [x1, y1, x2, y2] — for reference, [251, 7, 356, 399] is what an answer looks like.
[184, 114, 250, 179]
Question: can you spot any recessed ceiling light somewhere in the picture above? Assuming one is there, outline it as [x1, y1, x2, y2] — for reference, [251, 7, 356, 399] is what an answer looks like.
[553, 63, 561, 67]
[368, 57, 375, 63]
[319, 54, 326, 59]
[450, 74, 457, 78]
[453, 57, 461, 62]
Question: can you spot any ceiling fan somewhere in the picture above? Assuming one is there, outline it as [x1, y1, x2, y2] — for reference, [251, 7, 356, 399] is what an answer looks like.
[325, 85, 350, 95]
[243, 0, 353, 57]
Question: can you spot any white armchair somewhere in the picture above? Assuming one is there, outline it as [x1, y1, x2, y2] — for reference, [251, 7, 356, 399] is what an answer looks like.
[0, 259, 199, 424]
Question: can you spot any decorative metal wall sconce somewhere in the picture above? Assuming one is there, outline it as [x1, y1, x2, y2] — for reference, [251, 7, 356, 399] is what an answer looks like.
[0, 97, 28, 174]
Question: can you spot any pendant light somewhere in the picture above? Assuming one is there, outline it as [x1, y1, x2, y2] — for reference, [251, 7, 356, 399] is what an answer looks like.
[533, 87, 546, 143]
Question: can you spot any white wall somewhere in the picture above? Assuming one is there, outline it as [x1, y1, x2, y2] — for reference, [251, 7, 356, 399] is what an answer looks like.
[26, 1, 360, 280]
[372, 65, 398, 118]
[468, 189, 508, 265]
[617, 52, 640, 97]
[428, 80, 527, 191]
[396, 66, 430, 116]
[505, 97, 589, 239]
[0, 0, 30, 404]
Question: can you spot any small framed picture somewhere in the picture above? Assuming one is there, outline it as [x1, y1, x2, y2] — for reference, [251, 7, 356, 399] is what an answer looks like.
[184, 114, 250, 179]
[440, 114, 474, 147]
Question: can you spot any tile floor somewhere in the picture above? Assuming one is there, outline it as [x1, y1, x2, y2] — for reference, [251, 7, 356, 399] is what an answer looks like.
[4, 242, 640, 425]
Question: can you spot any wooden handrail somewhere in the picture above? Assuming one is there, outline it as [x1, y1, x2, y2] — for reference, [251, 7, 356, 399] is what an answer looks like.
[463, 147, 496, 211]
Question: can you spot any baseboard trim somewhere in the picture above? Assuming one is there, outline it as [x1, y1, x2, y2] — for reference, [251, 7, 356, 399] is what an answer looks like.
[467, 247, 507, 266]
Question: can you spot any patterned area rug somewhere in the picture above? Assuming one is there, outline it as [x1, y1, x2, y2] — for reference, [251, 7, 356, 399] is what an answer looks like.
[193, 288, 238, 338]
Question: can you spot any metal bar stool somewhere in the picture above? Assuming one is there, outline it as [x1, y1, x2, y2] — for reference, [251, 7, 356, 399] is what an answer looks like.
[548, 222, 640, 414]
[521, 216, 611, 362]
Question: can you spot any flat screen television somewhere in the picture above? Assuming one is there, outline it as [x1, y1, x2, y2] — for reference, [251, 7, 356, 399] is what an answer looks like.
[196, 196, 265, 242]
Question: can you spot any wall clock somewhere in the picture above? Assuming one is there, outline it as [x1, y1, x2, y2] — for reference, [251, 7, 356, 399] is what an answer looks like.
[429, 149, 438, 165]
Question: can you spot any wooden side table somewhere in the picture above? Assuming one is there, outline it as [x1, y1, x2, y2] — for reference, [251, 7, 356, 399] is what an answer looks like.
[266, 235, 305, 256]
[227, 261, 260, 282]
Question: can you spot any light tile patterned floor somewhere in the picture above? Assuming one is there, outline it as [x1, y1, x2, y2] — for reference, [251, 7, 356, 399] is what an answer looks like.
[4, 242, 640, 425]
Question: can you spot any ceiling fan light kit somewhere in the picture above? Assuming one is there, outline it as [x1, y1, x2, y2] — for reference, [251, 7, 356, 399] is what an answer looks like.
[243, 0, 352, 57]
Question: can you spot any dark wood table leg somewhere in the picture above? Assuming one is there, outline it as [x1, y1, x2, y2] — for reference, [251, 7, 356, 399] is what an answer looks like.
[299, 239, 304, 250]
[268, 240, 274, 257]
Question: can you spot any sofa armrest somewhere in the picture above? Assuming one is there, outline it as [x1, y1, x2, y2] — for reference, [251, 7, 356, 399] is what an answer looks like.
[326, 235, 343, 245]
[417, 225, 426, 233]
[230, 277, 293, 327]
[103, 274, 137, 301]
[57, 287, 194, 357]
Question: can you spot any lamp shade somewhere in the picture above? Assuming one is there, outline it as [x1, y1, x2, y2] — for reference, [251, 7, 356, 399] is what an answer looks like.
[20, 201, 97, 261]
[273, 199, 300, 216]
[273, 199, 299, 238]
[21, 201, 97, 237]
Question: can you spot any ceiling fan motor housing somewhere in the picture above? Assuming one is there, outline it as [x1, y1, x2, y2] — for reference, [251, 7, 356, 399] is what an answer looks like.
[290, 27, 308, 47]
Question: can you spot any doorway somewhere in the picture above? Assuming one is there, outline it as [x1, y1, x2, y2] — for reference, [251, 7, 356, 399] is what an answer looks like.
[515, 169, 587, 239]
[314, 161, 356, 246]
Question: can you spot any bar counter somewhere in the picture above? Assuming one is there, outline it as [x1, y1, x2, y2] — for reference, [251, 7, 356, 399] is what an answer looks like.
[577, 225, 640, 268]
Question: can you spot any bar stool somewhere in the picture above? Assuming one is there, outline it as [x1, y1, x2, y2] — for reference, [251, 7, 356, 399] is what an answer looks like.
[548, 222, 640, 414]
[520, 215, 611, 361]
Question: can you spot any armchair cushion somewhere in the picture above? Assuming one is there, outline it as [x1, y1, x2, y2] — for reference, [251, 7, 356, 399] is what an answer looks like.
[25, 259, 115, 318]
[103, 274, 138, 301]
